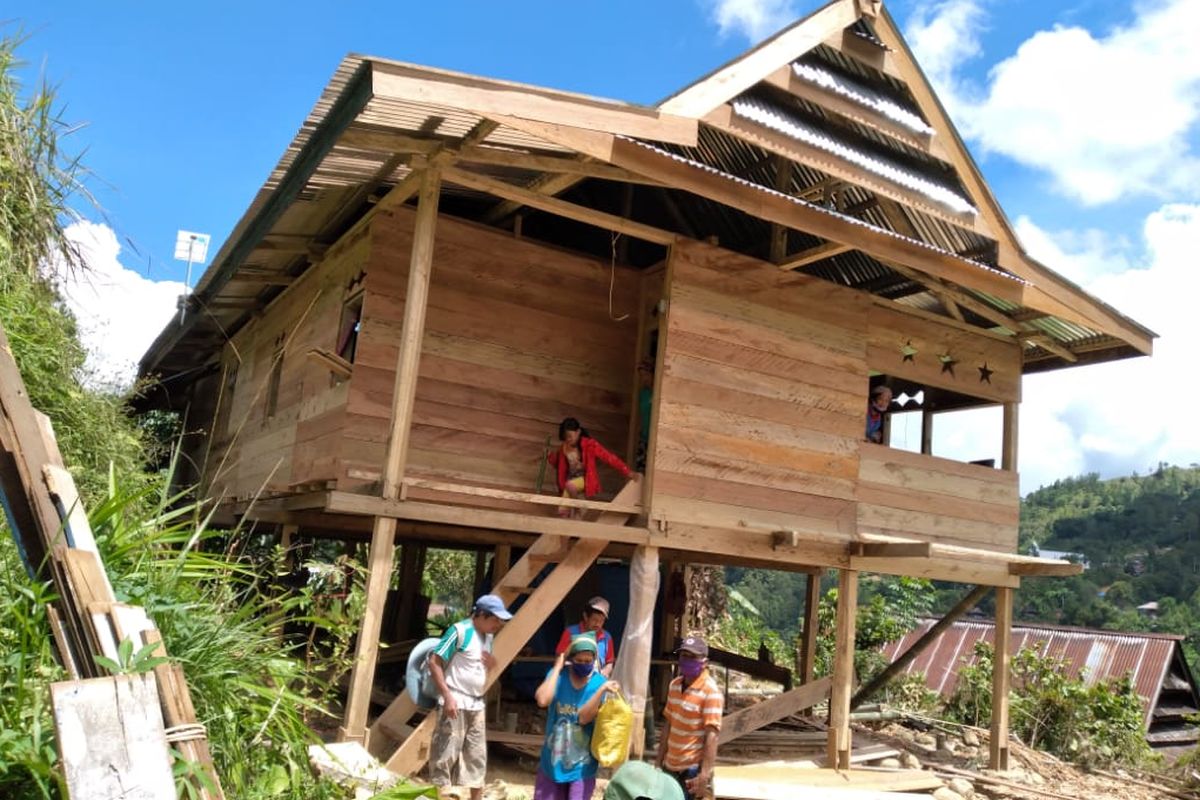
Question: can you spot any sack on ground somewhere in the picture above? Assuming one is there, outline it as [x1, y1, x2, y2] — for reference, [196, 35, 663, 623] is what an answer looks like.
[591, 692, 633, 768]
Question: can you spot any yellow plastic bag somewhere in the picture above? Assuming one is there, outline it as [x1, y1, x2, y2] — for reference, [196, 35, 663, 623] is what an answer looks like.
[591, 691, 633, 768]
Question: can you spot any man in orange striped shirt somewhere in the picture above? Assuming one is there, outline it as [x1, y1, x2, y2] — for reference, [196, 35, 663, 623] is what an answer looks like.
[655, 635, 722, 799]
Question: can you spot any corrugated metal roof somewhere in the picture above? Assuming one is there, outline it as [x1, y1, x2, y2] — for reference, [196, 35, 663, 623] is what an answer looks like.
[879, 618, 1186, 727]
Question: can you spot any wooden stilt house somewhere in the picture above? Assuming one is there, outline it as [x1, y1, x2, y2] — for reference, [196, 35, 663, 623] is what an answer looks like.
[138, 0, 1154, 778]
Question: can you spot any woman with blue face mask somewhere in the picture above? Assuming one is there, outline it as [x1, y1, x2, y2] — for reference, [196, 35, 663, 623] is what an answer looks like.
[533, 633, 620, 800]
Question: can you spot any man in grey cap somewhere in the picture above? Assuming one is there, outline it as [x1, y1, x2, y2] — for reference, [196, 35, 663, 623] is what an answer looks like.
[427, 594, 512, 800]
[656, 635, 722, 800]
[555, 595, 616, 677]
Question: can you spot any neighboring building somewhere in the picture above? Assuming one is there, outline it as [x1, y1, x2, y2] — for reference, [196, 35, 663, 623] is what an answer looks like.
[881, 619, 1200, 756]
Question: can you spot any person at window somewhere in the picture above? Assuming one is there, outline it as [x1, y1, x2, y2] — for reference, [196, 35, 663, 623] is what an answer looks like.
[865, 385, 893, 444]
[555, 596, 617, 678]
[533, 633, 620, 800]
[547, 417, 638, 519]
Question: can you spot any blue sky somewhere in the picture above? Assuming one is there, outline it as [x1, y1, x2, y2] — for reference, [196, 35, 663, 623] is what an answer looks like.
[9, 0, 1200, 491]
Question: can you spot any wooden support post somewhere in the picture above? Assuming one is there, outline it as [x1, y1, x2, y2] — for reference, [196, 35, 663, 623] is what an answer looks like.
[921, 407, 934, 456]
[614, 545, 660, 758]
[493, 544, 511, 584]
[769, 153, 791, 263]
[799, 571, 821, 687]
[340, 168, 442, 743]
[990, 586, 1013, 771]
[1002, 401, 1019, 472]
[827, 569, 858, 771]
[852, 584, 989, 708]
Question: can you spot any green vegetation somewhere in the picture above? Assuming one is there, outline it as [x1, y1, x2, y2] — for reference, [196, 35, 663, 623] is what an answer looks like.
[945, 641, 1152, 768]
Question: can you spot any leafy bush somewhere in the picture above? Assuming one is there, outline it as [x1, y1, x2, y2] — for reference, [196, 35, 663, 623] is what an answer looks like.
[945, 641, 1153, 768]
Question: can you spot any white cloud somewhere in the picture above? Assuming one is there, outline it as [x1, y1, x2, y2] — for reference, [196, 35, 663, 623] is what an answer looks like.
[1017, 204, 1200, 491]
[908, 0, 1200, 204]
[57, 221, 185, 390]
[706, 0, 799, 42]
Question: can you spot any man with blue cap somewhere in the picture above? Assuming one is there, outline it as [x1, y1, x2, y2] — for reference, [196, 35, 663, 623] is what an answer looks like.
[427, 593, 512, 800]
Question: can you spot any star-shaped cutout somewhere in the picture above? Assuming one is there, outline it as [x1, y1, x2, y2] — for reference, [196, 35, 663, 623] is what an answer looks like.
[939, 353, 957, 378]
[978, 362, 994, 384]
[901, 340, 918, 363]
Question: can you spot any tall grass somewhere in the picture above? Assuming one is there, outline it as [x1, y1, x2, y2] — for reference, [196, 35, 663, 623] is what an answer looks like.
[1, 455, 372, 798]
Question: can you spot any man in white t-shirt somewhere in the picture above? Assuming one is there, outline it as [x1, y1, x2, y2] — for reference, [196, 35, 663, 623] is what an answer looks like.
[427, 594, 512, 800]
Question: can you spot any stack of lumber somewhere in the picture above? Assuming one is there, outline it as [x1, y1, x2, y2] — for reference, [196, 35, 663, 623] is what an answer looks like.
[0, 322, 223, 799]
[714, 764, 942, 799]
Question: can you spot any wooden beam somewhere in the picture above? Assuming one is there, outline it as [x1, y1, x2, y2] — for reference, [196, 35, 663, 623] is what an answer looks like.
[339, 127, 444, 155]
[851, 584, 989, 708]
[769, 154, 791, 263]
[990, 586, 1013, 771]
[340, 167, 442, 743]
[1009, 561, 1081, 577]
[799, 572, 821, 693]
[851, 541, 931, 559]
[370, 60, 698, 146]
[326, 492, 652, 547]
[706, 104, 985, 233]
[457, 145, 662, 185]
[401, 477, 643, 515]
[660, 0, 861, 117]
[1002, 401, 1018, 472]
[824, 27, 904, 82]
[480, 170, 586, 226]
[1021, 333, 1078, 363]
[778, 241, 852, 271]
[443, 166, 677, 245]
[601, 135, 1025, 303]
[718, 677, 833, 745]
[828, 569, 858, 770]
[761, 64, 946, 161]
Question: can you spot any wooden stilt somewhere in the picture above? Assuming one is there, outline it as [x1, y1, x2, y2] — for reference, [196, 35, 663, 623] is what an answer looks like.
[827, 569, 858, 770]
[1002, 401, 1019, 472]
[921, 406, 934, 455]
[615, 545, 659, 757]
[340, 167, 442, 743]
[990, 585, 1013, 770]
[493, 544, 511, 584]
[799, 571, 821, 686]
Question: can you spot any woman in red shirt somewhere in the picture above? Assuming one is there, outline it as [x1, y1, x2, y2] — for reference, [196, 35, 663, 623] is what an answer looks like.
[547, 417, 637, 518]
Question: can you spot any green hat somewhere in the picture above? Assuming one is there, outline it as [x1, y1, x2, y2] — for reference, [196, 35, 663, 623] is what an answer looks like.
[568, 631, 598, 656]
[603, 761, 684, 800]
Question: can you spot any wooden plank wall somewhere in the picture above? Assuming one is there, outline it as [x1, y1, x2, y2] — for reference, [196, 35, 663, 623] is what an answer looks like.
[342, 205, 640, 497]
[655, 239, 1019, 553]
[652, 239, 868, 537]
[206, 227, 371, 500]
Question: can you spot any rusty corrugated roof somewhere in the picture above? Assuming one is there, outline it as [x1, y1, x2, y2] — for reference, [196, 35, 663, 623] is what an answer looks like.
[880, 618, 1185, 727]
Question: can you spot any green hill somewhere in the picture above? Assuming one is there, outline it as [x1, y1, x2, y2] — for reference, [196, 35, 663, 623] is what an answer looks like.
[1017, 465, 1200, 667]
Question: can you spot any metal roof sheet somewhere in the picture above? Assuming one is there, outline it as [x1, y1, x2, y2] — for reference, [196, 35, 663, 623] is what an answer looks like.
[879, 618, 1186, 727]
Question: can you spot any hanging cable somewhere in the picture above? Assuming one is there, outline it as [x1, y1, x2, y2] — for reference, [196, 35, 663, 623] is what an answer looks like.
[608, 231, 630, 322]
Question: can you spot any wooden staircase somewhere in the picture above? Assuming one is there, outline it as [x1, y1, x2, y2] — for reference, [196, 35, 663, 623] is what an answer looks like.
[367, 481, 642, 774]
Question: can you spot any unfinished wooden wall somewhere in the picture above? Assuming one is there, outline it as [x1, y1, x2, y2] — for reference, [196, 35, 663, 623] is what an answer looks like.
[205, 226, 371, 500]
[653, 239, 1019, 553]
[342, 205, 640, 496]
[651, 239, 868, 538]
